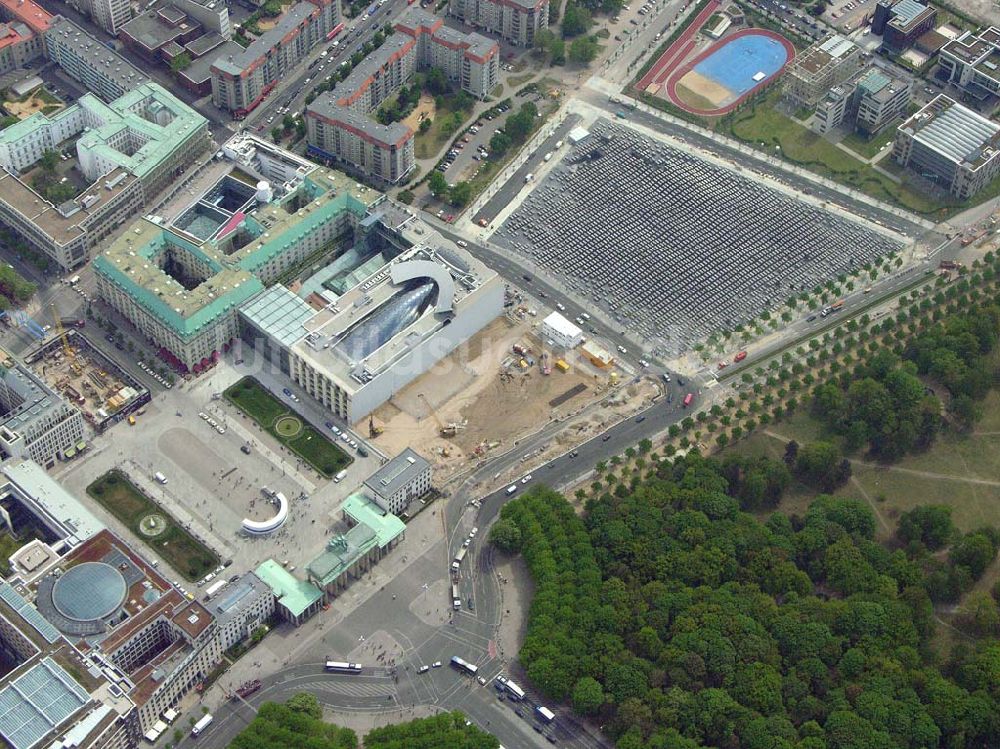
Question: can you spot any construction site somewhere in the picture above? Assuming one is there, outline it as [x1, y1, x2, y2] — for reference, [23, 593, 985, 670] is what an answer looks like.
[367, 316, 658, 480]
[26, 327, 150, 432]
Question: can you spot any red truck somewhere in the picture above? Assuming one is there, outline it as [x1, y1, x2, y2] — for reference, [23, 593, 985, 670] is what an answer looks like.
[734, 351, 747, 362]
[682, 393, 694, 408]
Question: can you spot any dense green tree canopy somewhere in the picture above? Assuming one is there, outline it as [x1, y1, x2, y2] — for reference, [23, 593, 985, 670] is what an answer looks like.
[228, 700, 496, 749]
[496, 450, 1000, 748]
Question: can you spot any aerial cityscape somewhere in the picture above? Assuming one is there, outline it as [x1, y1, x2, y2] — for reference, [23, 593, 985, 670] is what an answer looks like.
[0, 0, 994, 744]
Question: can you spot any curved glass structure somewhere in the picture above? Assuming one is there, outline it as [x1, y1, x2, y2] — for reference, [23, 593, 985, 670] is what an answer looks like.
[339, 280, 437, 360]
[52, 563, 127, 622]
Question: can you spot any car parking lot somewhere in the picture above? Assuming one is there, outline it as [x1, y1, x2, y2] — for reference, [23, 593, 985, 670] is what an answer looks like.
[436, 92, 547, 185]
[747, 0, 829, 39]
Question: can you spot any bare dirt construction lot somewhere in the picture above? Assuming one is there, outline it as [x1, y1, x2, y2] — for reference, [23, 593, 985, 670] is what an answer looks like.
[401, 95, 436, 132]
[369, 317, 638, 478]
[946, 0, 998, 25]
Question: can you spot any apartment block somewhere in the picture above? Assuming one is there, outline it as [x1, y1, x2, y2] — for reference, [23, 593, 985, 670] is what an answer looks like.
[448, 0, 549, 47]
[783, 34, 867, 108]
[210, 0, 338, 115]
[893, 94, 1000, 199]
[306, 7, 497, 183]
[46, 17, 148, 103]
[306, 98, 415, 185]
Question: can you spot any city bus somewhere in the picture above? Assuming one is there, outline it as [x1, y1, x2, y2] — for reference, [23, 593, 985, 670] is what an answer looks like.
[450, 656, 478, 675]
[191, 714, 213, 737]
[504, 679, 525, 701]
[682, 393, 694, 408]
[325, 661, 362, 674]
[325, 22, 345, 41]
[453, 547, 467, 565]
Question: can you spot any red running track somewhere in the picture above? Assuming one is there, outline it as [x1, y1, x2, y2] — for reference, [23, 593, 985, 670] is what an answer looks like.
[636, 0, 720, 92]
[664, 27, 796, 116]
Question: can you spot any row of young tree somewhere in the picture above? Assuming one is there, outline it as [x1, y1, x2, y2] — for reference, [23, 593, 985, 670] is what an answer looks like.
[492, 453, 1000, 749]
[227, 694, 499, 749]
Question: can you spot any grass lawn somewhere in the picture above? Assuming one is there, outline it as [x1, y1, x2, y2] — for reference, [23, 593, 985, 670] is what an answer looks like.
[225, 376, 351, 477]
[87, 470, 219, 581]
[509, 72, 537, 89]
[841, 125, 897, 160]
[725, 92, 956, 218]
[723, 390, 1000, 537]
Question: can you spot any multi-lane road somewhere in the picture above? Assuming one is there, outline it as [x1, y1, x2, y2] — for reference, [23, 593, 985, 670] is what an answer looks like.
[241, 0, 408, 135]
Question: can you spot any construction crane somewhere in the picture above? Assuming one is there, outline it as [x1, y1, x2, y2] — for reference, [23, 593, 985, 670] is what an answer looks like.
[418, 393, 464, 437]
[51, 305, 74, 359]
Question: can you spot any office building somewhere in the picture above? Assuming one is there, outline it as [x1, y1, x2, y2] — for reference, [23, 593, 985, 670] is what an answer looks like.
[69, 0, 132, 35]
[94, 134, 382, 372]
[240, 202, 503, 423]
[0, 82, 208, 271]
[203, 572, 274, 651]
[306, 7, 497, 184]
[783, 34, 867, 108]
[540, 310, 584, 349]
[0, 459, 104, 564]
[0, 354, 85, 468]
[363, 448, 431, 515]
[871, 0, 936, 53]
[448, 0, 549, 47]
[812, 66, 911, 136]
[210, 0, 338, 115]
[27, 529, 222, 736]
[938, 26, 1000, 101]
[306, 493, 405, 598]
[892, 94, 1000, 199]
[45, 17, 148, 103]
[254, 560, 322, 625]
[119, 0, 231, 69]
[0, 581, 137, 749]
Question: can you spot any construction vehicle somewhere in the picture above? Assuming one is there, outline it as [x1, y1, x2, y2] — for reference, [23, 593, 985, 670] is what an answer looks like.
[368, 415, 383, 437]
[52, 314, 74, 360]
[418, 394, 463, 437]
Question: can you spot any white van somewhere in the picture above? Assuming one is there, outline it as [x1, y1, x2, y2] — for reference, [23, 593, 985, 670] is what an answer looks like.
[334, 470, 347, 483]
[506, 485, 517, 495]
[154, 472, 167, 484]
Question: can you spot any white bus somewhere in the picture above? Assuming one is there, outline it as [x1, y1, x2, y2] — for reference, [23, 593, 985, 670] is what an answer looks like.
[325, 661, 362, 674]
[191, 714, 213, 736]
[505, 679, 525, 701]
[453, 547, 467, 565]
[536, 706, 555, 724]
[450, 656, 478, 675]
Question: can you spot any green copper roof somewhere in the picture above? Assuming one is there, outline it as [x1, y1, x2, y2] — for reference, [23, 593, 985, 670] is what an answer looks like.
[254, 559, 322, 617]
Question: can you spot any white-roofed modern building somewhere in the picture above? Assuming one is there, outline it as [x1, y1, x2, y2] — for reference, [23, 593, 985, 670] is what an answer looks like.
[892, 94, 1000, 199]
[540, 311, 583, 350]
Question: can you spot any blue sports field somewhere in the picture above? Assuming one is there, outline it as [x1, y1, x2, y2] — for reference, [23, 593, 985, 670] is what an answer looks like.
[693, 33, 790, 96]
